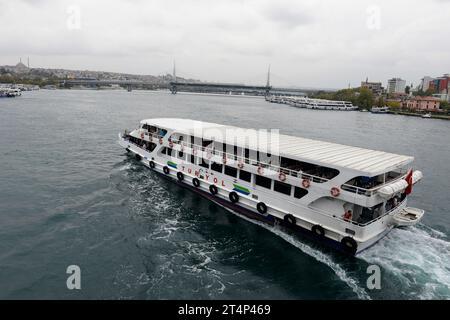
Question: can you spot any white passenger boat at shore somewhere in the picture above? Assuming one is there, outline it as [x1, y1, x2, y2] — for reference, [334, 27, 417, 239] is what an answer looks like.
[371, 106, 390, 114]
[266, 95, 358, 111]
[118, 118, 424, 255]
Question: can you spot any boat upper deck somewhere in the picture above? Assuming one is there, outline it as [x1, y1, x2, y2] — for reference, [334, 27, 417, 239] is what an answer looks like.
[139, 118, 414, 176]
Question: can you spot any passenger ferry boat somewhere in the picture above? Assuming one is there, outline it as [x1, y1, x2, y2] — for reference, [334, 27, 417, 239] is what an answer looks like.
[266, 95, 357, 111]
[118, 118, 424, 255]
[371, 106, 390, 114]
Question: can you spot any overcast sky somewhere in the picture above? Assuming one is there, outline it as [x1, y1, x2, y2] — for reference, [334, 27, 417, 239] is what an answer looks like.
[1, 0, 449, 88]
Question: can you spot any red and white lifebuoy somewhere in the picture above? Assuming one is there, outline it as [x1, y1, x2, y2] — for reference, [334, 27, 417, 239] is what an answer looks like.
[279, 172, 287, 182]
[331, 187, 340, 197]
[302, 179, 311, 189]
[159, 137, 163, 145]
[237, 161, 244, 169]
[140, 132, 145, 139]
[257, 166, 264, 175]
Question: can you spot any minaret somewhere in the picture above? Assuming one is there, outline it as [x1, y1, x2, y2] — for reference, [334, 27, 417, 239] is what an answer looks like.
[266, 64, 271, 88]
[173, 60, 176, 83]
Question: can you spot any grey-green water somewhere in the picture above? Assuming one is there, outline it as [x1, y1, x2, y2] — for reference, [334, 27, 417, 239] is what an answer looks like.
[0, 90, 449, 299]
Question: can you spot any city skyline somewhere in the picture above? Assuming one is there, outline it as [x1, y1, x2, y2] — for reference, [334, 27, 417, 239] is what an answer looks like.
[1, 0, 450, 88]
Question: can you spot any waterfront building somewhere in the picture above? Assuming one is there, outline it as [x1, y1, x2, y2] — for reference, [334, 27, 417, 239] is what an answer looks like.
[403, 96, 441, 111]
[420, 76, 434, 92]
[361, 79, 383, 95]
[387, 78, 406, 94]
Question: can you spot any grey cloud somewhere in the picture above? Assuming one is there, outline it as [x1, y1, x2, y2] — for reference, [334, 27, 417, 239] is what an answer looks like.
[261, 3, 313, 28]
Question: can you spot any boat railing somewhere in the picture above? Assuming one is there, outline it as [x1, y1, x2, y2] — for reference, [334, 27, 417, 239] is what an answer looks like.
[341, 173, 408, 197]
[310, 197, 406, 228]
[167, 138, 330, 183]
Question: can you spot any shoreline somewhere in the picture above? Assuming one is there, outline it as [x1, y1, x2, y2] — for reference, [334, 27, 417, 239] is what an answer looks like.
[388, 110, 450, 120]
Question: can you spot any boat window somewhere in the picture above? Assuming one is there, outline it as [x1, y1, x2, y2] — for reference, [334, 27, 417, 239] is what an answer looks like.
[202, 139, 214, 148]
[160, 147, 168, 155]
[211, 162, 223, 173]
[224, 165, 238, 178]
[213, 141, 223, 152]
[343, 170, 405, 192]
[190, 154, 195, 164]
[146, 142, 157, 152]
[244, 148, 250, 159]
[167, 148, 173, 157]
[280, 157, 339, 181]
[223, 144, 234, 155]
[356, 203, 384, 224]
[294, 187, 308, 199]
[255, 175, 272, 189]
[239, 170, 251, 182]
[199, 158, 209, 169]
[274, 181, 292, 196]
[158, 128, 168, 137]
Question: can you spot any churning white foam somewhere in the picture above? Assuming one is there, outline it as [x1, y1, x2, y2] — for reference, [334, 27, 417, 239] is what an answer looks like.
[360, 225, 450, 299]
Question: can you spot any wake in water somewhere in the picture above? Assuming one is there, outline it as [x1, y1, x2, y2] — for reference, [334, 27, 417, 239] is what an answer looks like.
[360, 225, 450, 299]
[222, 208, 371, 300]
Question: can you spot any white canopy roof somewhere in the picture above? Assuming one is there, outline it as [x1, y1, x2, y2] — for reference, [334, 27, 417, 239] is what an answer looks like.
[141, 118, 413, 176]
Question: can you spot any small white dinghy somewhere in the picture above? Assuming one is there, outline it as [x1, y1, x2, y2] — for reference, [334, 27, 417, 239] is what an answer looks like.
[392, 207, 425, 227]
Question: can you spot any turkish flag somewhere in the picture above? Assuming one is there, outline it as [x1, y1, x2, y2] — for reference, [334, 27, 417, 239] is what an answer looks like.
[405, 169, 413, 195]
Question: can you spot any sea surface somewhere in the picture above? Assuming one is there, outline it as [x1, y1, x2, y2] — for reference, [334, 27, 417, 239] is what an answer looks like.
[0, 90, 449, 299]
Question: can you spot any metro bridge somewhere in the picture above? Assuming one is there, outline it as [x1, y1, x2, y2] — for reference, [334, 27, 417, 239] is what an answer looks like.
[60, 64, 327, 96]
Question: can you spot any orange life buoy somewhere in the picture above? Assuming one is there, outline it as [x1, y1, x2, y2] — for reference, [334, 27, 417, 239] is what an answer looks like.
[331, 187, 340, 197]
[257, 166, 264, 175]
[279, 172, 286, 181]
[140, 132, 145, 139]
[302, 179, 311, 189]
[237, 161, 244, 169]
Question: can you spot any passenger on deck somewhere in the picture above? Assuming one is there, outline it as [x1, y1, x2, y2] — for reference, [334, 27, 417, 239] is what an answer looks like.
[343, 210, 353, 222]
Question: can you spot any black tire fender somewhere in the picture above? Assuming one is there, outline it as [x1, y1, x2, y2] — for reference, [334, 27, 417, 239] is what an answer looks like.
[312, 225, 325, 237]
[229, 191, 239, 203]
[209, 184, 218, 195]
[163, 166, 170, 175]
[284, 214, 296, 226]
[256, 202, 268, 214]
[341, 236, 358, 255]
[192, 178, 200, 188]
